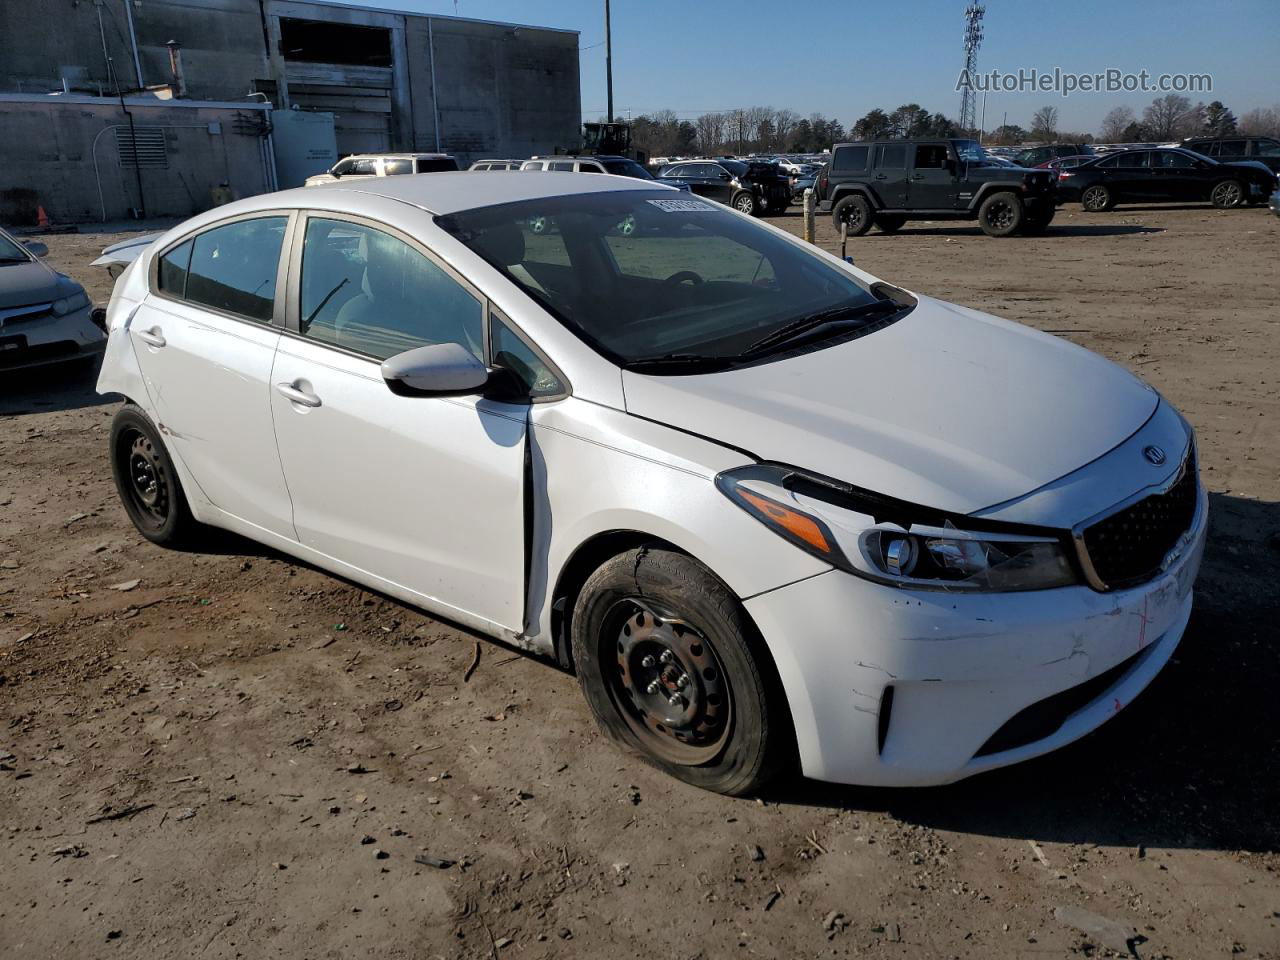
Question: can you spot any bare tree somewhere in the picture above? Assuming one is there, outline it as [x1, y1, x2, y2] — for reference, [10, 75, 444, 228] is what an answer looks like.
[1239, 105, 1280, 137]
[772, 109, 799, 148]
[1030, 105, 1059, 140]
[1142, 94, 1194, 140]
[695, 112, 726, 155]
[1099, 105, 1135, 142]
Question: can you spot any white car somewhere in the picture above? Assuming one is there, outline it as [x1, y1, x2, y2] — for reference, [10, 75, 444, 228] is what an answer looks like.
[97, 173, 1206, 795]
[304, 153, 459, 187]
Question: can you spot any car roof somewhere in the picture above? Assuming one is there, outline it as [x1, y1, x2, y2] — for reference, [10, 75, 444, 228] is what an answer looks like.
[345, 153, 455, 160]
[291, 170, 671, 214]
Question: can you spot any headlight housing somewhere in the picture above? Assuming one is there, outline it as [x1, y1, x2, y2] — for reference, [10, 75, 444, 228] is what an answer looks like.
[716, 463, 1078, 592]
[51, 290, 91, 316]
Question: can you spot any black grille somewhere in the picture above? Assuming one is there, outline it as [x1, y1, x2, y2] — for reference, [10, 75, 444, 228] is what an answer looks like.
[1082, 453, 1197, 589]
[975, 649, 1147, 757]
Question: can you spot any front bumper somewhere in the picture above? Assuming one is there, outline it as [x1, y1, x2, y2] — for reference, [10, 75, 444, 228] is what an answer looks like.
[0, 305, 105, 371]
[745, 483, 1207, 787]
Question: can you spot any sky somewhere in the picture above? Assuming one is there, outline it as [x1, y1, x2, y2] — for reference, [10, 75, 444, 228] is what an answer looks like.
[341, 0, 1280, 134]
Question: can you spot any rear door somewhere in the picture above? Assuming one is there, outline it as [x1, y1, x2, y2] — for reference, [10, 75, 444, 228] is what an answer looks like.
[1151, 150, 1201, 200]
[906, 142, 958, 209]
[1109, 151, 1154, 199]
[874, 143, 909, 207]
[268, 213, 529, 632]
[129, 214, 297, 538]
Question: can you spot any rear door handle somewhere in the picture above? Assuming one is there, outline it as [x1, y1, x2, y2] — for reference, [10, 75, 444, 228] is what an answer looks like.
[275, 382, 322, 408]
[135, 327, 165, 348]
[874, 174, 888, 180]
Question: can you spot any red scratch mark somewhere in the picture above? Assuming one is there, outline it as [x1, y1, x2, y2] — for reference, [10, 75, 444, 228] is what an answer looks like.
[1136, 596, 1151, 652]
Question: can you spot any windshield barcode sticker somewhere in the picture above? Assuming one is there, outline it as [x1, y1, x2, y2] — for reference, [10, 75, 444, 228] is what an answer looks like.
[645, 198, 716, 213]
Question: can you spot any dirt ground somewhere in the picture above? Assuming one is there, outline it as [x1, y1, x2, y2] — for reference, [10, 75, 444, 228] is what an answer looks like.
[2, 204, 1278, 960]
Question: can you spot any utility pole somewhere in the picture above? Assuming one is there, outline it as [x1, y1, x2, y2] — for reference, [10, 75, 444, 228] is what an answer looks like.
[604, 0, 613, 122]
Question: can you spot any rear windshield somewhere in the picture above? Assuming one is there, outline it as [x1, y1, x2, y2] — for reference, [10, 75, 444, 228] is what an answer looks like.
[437, 191, 885, 368]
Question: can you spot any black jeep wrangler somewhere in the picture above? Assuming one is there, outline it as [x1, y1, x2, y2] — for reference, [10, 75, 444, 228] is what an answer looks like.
[814, 139, 1058, 237]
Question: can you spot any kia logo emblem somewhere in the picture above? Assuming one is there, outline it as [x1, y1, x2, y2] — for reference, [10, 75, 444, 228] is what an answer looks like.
[1143, 445, 1167, 466]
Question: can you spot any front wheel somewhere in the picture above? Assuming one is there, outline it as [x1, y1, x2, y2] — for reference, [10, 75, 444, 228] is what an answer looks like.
[109, 404, 201, 547]
[571, 547, 788, 796]
[978, 191, 1025, 237]
[1210, 179, 1244, 209]
[732, 192, 759, 216]
[1080, 184, 1114, 212]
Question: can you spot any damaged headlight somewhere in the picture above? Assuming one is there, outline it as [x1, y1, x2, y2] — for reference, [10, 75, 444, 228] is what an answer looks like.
[716, 463, 1078, 592]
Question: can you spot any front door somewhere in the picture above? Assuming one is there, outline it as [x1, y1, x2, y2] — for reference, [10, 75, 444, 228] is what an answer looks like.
[907, 142, 959, 209]
[128, 214, 297, 539]
[268, 214, 528, 632]
[1151, 150, 1200, 200]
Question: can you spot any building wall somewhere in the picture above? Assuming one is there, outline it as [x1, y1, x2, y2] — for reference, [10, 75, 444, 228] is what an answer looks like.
[0, 97, 272, 224]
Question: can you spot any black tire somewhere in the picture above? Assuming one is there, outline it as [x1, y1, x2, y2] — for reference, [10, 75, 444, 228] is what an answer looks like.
[571, 547, 788, 796]
[1209, 179, 1244, 209]
[731, 192, 759, 216]
[109, 404, 201, 547]
[874, 215, 907, 234]
[977, 191, 1025, 237]
[1080, 184, 1114, 212]
[1018, 208, 1055, 235]
[831, 194, 874, 236]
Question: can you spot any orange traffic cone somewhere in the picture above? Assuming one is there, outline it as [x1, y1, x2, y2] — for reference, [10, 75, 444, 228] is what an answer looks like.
[36, 205, 49, 228]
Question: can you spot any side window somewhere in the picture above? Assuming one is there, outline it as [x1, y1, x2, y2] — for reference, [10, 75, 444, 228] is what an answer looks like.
[418, 157, 459, 173]
[523, 161, 546, 171]
[350, 158, 377, 176]
[1254, 139, 1280, 157]
[184, 217, 287, 323]
[549, 160, 574, 171]
[831, 145, 868, 173]
[490, 314, 564, 398]
[1096, 153, 1122, 168]
[1217, 139, 1247, 157]
[879, 143, 907, 169]
[383, 159, 413, 176]
[913, 144, 948, 169]
[298, 218, 482, 362]
[157, 239, 193, 297]
[579, 162, 602, 173]
[1156, 151, 1195, 169]
[332, 158, 355, 176]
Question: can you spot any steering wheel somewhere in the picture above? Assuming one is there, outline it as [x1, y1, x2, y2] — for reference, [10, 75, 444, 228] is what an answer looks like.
[663, 270, 704, 286]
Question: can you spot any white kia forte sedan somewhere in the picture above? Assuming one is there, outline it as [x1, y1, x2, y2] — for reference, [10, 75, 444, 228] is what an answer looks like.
[98, 173, 1206, 796]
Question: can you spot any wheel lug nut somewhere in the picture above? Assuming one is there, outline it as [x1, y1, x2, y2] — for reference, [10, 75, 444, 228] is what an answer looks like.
[640, 655, 655, 669]
[646, 679, 661, 695]
[659, 650, 675, 664]
[667, 694, 682, 706]
[676, 675, 688, 690]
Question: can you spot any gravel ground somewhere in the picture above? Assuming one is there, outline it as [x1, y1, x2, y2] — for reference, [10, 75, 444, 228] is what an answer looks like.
[1, 204, 1278, 959]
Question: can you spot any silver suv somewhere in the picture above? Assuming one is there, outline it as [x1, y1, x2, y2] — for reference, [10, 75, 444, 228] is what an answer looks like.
[304, 153, 458, 187]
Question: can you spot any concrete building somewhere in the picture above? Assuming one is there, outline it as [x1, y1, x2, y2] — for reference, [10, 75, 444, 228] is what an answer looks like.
[0, 0, 581, 223]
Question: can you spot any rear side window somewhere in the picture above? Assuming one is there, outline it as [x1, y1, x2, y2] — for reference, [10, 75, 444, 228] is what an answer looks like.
[383, 159, 413, 175]
[417, 157, 459, 173]
[181, 217, 287, 322]
[879, 143, 907, 169]
[1155, 151, 1195, 169]
[1217, 140, 1247, 156]
[1255, 139, 1280, 157]
[157, 239, 193, 297]
[549, 160, 574, 172]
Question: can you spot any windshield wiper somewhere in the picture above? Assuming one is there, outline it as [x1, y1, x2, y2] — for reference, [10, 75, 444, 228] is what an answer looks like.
[622, 353, 738, 374]
[740, 300, 902, 359]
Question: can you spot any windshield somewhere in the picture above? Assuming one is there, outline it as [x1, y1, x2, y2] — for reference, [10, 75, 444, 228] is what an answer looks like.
[0, 231, 29, 262]
[603, 158, 653, 179]
[437, 191, 891, 369]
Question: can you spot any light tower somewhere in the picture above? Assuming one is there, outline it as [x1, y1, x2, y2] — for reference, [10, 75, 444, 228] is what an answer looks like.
[958, 3, 985, 135]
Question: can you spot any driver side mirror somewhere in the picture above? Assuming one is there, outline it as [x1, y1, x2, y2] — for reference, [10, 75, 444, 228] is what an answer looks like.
[21, 239, 48, 258]
[381, 342, 490, 398]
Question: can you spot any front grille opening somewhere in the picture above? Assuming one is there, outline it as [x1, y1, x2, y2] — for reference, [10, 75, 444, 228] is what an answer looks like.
[1083, 452, 1197, 589]
[974, 649, 1147, 758]
[876, 685, 895, 755]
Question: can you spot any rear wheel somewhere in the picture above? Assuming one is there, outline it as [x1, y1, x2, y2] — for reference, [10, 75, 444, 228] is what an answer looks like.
[978, 191, 1025, 237]
[831, 195, 874, 236]
[732, 192, 759, 216]
[109, 404, 201, 547]
[1210, 179, 1244, 209]
[571, 547, 788, 796]
[874, 215, 907, 234]
[1080, 184, 1114, 212]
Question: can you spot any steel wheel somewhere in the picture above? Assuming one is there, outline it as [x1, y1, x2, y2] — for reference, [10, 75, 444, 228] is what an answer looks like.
[603, 599, 732, 766]
[1082, 186, 1110, 212]
[1211, 180, 1242, 208]
[122, 429, 170, 528]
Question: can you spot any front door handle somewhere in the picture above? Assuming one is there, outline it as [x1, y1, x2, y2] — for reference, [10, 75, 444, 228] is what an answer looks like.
[874, 174, 888, 180]
[275, 381, 322, 408]
[135, 327, 165, 348]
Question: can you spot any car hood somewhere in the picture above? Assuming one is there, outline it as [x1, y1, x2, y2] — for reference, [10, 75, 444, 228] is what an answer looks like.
[621, 295, 1158, 514]
[0, 259, 59, 308]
